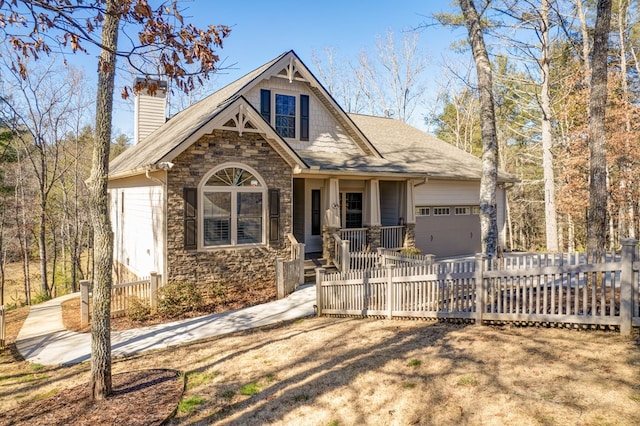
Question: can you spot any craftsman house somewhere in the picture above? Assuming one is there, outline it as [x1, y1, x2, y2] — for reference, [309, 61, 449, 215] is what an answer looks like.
[107, 50, 514, 286]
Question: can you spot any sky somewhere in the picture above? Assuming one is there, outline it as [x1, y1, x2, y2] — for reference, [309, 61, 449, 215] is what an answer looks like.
[100, 0, 466, 138]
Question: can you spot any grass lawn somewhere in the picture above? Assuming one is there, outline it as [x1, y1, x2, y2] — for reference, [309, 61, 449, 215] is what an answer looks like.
[2, 307, 640, 425]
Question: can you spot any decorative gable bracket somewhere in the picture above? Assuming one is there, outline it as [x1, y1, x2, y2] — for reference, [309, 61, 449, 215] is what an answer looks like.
[221, 104, 259, 136]
[274, 56, 307, 83]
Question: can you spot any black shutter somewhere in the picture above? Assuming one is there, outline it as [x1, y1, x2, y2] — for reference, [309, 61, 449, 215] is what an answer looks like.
[184, 188, 197, 250]
[300, 94, 309, 141]
[260, 89, 271, 123]
[269, 189, 280, 243]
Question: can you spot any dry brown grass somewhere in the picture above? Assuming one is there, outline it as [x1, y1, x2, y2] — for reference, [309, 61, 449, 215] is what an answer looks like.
[3, 307, 640, 425]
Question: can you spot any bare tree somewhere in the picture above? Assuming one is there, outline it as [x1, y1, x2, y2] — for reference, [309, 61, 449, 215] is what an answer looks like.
[0, 58, 90, 298]
[1, 0, 230, 400]
[356, 31, 429, 122]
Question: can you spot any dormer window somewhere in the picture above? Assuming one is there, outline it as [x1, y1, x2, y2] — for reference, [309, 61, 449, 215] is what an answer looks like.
[260, 89, 309, 141]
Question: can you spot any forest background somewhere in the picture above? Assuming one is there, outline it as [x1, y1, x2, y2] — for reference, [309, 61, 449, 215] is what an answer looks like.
[0, 0, 635, 305]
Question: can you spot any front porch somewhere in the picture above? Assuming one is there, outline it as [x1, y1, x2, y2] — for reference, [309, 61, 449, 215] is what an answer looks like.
[291, 176, 419, 260]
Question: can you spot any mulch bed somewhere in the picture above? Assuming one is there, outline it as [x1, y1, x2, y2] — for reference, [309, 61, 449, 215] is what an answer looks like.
[0, 369, 184, 426]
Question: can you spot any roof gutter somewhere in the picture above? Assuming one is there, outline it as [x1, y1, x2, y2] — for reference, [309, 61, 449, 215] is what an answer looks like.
[292, 166, 429, 180]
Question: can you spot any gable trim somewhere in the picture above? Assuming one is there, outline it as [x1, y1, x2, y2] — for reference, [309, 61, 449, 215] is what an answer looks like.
[237, 51, 383, 159]
[159, 96, 308, 170]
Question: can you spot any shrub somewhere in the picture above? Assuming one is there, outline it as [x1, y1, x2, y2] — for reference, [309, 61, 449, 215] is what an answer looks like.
[400, 247, 422, 256]
[125, 296, 151, 322]
[157, 281, 203, 318]
[32, 291, 51, 304]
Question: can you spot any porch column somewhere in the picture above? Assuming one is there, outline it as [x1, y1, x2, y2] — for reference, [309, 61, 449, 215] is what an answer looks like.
[404, 180, 416, 248]
[324, 178, 341, 228]
[322, 178, 341, 262]
[366, 179, 381, 226]
[366, 179, 381, 250]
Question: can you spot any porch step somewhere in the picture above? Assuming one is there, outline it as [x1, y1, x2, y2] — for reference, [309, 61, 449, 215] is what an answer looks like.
[303, 258, 338, 283]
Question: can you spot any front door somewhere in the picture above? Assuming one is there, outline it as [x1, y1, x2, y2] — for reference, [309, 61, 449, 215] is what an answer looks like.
[305, 181, 323, 253]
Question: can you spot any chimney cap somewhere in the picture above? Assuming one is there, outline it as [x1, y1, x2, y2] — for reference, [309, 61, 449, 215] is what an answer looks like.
[134, 77, 168, 91]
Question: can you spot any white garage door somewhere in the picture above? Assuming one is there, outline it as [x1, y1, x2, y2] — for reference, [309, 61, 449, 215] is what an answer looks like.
[414, 206, 481, 257]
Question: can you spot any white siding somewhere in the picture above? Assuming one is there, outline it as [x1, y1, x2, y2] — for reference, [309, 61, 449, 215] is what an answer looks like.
[414, 180, 480, 205]
[414, 179, 509, 255]
[134, 93, 166, 144]
[110, 185, 164, 279]
[245, 79, 362, 154]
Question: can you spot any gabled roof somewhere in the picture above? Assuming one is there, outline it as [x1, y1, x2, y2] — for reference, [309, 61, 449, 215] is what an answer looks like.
[109, 50, 380, 178]
[348, 114, 516, 182]
[109, 52, 290, 178]
[109, 50, 515, 184]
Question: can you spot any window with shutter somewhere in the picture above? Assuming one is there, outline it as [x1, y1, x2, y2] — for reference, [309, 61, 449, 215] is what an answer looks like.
[199, 164, 267, 248]
[184, 188, 197, 250]
[269, 189, 280, 243]
[260, 89, 271, 123]
[300, 94, 309, 141]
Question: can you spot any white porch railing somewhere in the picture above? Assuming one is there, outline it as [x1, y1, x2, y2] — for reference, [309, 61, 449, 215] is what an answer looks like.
[333, 233, 350, 272]
[380, 225, 405, 249]
[338, 228, 368, 252]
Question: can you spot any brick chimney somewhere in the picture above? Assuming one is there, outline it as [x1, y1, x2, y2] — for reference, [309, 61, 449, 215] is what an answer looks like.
[134, 78, 168, 145]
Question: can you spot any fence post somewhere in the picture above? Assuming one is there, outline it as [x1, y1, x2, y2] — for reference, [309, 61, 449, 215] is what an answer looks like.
[1, 305, 5, 349]
[377, 247, 385, 267]
[386, 265, 395, 319]
[620, 238, 637, 335]
[341, 240, 350, 273]
[276, 258, 285, 299]
[425, 254, 435, 267]
[80, 280, 90, 328]
[149, 272, 159, 313]
[298, 243, 306, 285]
[474, 253, 487, 327]
[315, 267, 325, 317]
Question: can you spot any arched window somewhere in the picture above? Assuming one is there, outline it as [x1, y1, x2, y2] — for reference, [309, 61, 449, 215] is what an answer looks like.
[199, 164, 267, 247]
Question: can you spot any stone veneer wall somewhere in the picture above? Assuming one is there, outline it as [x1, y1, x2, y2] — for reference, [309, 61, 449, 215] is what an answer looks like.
[165, 130, 292, 288]
[403, 223, 416, 249]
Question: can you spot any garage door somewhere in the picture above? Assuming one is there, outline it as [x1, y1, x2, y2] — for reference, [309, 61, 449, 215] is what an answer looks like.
[414, 206, 481, 257]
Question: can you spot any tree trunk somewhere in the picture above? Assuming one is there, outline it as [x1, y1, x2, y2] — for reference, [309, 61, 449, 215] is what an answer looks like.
[586, 0, 612, 254]
[460, 0, 499, 259]
[576, 0, 592, 81]
[616, 0, 635, 240]
[15, 164, 31, 305]
[88, 0, 120, 401]
[38, 198, 48, 296]
[540, 0, 559, 252]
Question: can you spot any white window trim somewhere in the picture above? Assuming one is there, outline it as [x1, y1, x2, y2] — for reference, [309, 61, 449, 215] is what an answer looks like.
[433, 207, 450, 216]
[198, 162, 268, 250]
[272, 89, 300, 140]
[415, 206, 430, 216]
[455, 206, 471, 215]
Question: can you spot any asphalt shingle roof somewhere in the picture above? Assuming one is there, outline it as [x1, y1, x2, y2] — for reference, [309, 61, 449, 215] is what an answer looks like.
[108, 51, 515, 183]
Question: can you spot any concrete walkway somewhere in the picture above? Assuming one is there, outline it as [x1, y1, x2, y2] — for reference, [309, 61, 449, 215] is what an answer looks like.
[16, 285, 316, 366]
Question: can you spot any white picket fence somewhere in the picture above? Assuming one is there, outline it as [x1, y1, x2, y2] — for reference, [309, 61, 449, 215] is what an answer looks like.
[316, 239, 640, 335]
[80, 272, 161, 326]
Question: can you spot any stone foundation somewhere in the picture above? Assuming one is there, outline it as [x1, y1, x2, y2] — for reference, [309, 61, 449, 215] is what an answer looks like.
[367, 225, 381, 250]
[403, 223, 416, 249]
[322, 226, 340, 265]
